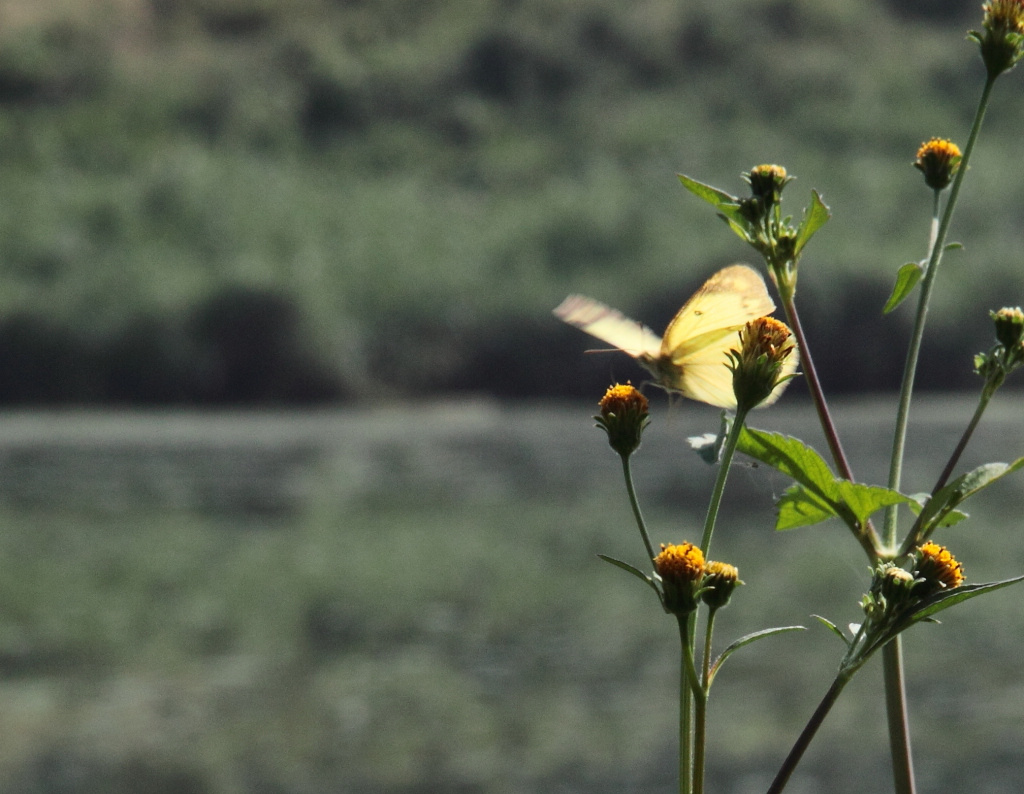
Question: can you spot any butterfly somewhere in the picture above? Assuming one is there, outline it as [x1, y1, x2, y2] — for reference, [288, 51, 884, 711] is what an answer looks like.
[553, 264, 797, 408]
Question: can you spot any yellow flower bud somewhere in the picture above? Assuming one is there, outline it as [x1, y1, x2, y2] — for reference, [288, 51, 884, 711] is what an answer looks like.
[595, 383, 650, 457]
[654, 542, 705, 615]
[728, 316, 798, 411]
[913, 138, 962, 191]
[701, 560, 742, 610]
[914, 541, 965, 595]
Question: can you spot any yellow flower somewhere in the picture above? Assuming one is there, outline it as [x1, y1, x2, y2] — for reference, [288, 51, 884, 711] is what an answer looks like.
[991, 306, 1024, 349]
[595, 382, 650, 457]
[913, 138, 962, 191]
[701, 560, 742, 609]
[654, 542, 705, 615]
[728, 316, 799, 411]
[914, 541, 965, 593]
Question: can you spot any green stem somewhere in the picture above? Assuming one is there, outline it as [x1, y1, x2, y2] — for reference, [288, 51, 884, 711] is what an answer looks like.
[699, 406, 749, 555]
[766, 672, 852, 794]
[678, 614, 695, 794]
[621, 453, 657, 563]
[884, 73, 997, 547]
[692, 609, 717, 794]
[879, 73, 995, 794]
[883, 639, 916, 794]
[899, 388, 992, 555]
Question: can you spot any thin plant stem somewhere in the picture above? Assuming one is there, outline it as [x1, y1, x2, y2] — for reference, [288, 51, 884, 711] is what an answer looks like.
[692, 609, 717, 794]
[620, 453, 657, 563]
[699, 406, 749, 555]
[878, 73, 997, 794]
[883, 639, 916, 794]
[766, 673, 852, 794]
[884, 73, 997, 547]
[678, 614, 695, 794]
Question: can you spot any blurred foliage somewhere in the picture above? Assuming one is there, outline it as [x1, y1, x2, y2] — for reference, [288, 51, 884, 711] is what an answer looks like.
[0, 0, 1021, 401]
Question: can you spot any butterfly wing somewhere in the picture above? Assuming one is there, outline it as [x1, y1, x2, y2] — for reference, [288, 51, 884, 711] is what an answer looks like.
[554, 294, 662, 359]
[660, 265, 777, 407]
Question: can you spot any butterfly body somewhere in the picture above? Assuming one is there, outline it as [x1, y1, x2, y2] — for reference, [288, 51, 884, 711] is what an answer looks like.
[554, 264, 796, 408]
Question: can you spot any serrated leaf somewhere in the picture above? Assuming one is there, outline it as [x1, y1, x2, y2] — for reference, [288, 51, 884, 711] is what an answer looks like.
[884, 263, 923, 314]
[709, 626, 805, 684]
[737, 427, 914, 531]
[916, 458, 1024, 535]
[598, 554, 661, 597]
[793, 190, 830, 256]
[911, 576, 1024, 621]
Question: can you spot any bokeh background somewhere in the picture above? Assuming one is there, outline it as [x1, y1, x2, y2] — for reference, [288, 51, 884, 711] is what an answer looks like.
[0, 0, 1022, 792]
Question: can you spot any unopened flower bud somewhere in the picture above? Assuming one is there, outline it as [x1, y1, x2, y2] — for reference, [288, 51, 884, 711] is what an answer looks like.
[744, 164, 792, 211]
[969, 0, 1024, 78]
[991, 306, 1024, 349]
[701, 560, 742, 609]
[595, 383, 650, 457]
[913, 138, 962, 191]
[728, 317, 799, 411]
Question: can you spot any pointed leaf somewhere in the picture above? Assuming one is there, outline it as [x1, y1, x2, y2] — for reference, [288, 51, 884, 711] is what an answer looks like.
[709, 626, 805, 684]
[777, 484, 836, 529]
[598, 554, 661, 597]
[884, 263, 924, 314]
[812, 614, 850, 647]
[677, 174, 752, 236]
[911, 576, 1024, 621]
[834, 480, 915, 525]
[906, 493, 968, 528]
[793, 190, 830, 256]
[917, 458, 1024, 535]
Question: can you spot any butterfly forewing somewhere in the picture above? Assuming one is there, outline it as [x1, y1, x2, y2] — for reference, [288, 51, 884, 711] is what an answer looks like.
[660, 265, 775, 360]
[553, 294, 661, 358]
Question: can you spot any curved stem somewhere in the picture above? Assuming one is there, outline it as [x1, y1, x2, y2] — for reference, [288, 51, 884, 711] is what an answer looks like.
[621, 453, 657, 563]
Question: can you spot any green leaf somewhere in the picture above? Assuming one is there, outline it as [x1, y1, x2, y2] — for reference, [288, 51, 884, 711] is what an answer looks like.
[709, 625, 805, 684]
[737, 427, 915, 531]
[884, 263, 923, 314]
[677, 174, 752, 238]
[598, 554, 661, 598]
[906, 494, 968, 528]
[793, 190, 830, 256]
[812, 614, 850, 647]
[911, 576, 1024, 621]
[916, 458, 1024, 536]
[777, 484, 836, 530]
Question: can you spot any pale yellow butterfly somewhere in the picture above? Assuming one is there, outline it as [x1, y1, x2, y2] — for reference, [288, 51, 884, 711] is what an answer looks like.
[553, 264, 797, 409]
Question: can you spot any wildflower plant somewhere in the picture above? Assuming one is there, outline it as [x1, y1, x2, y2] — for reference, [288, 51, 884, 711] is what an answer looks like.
[554, 4, 1024, 793]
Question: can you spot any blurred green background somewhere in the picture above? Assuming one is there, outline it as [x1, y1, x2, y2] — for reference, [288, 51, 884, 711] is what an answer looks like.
[0, 1, 1023, 792]
[0, 0, 1021, 403]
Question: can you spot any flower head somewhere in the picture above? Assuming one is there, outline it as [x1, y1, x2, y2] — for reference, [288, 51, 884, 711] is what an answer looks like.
[991, 306, 1024, 349]
[969, 0, 1024, 78]
[701, 560, 742, 609]
[728, 316, 799, 411]
[654, 542, 705, 615]
[743, 164, 792, 212]
[913, 138, 962, 191]
[594, 383, 650, 457]
[914, 541, 965, 595]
